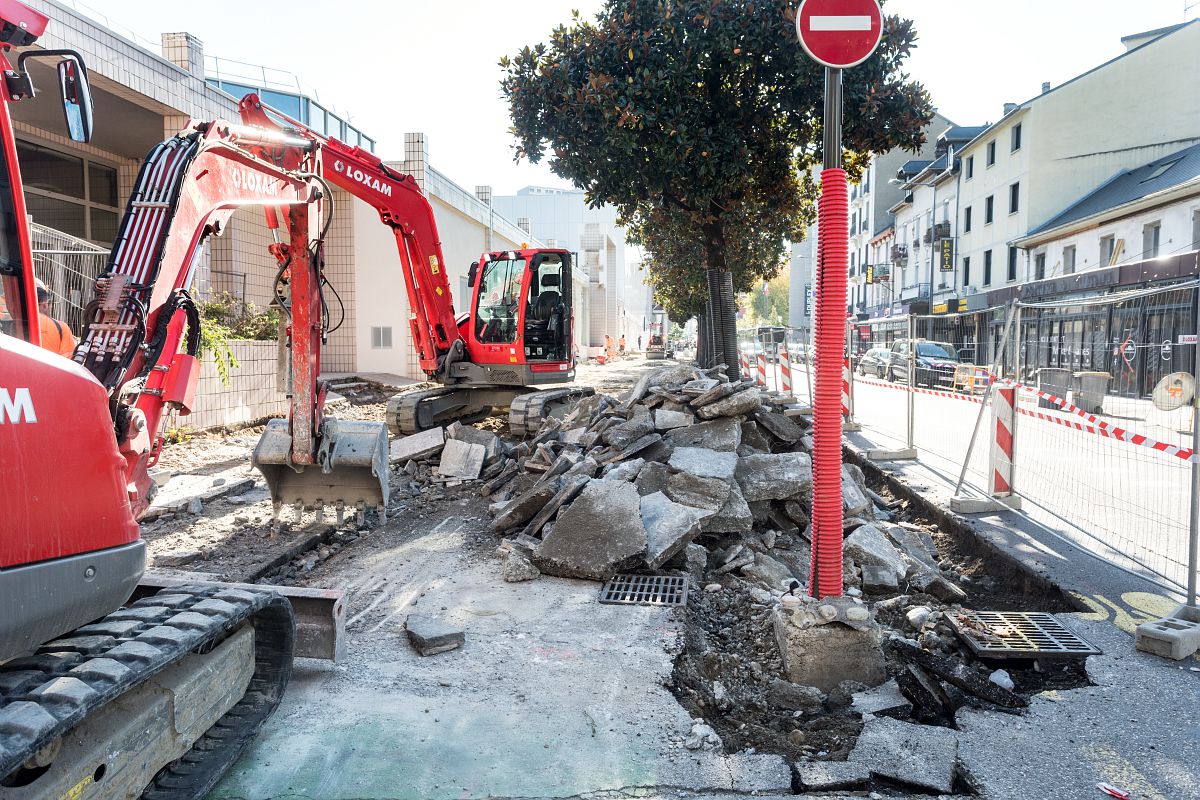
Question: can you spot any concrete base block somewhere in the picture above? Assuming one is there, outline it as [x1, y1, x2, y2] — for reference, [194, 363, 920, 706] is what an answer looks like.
[1136, 605, 1200, 660]
[949, 494, 1023, 514]
[772, 608, 887, 693]
[866, 446, 918, 462]
[784, 406, 812, 417]
[842, 421, 862, 432]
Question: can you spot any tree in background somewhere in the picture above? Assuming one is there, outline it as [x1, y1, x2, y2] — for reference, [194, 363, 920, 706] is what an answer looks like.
[742, 271, 790, 329]
[502, 0, 931, 376]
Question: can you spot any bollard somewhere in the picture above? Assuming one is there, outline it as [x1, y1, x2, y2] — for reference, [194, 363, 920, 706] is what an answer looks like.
[989, 380, 1019, 504]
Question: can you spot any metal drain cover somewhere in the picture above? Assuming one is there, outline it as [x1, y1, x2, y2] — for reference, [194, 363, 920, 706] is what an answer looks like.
[599, 574, 688, 607]
[949, 611, 1101, 659]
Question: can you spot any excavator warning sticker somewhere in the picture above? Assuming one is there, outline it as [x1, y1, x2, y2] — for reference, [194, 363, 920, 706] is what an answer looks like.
[59, 774, 93, 800]
[429, 255, 440, 275]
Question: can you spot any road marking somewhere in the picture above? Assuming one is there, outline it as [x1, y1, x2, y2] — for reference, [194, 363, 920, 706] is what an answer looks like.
[810, 15, 872, 31]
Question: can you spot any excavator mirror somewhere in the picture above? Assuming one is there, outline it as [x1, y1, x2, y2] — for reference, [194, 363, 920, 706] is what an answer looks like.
[56, 55, 93, 143]
[468, 262, 478, 288]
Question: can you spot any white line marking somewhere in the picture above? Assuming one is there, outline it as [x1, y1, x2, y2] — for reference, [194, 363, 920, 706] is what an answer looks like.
[810, 15, 872, 31]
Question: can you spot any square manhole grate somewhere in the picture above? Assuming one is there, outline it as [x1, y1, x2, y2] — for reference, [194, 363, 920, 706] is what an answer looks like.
[949, 611, 1101, 659]
[599, 574, 688, 607]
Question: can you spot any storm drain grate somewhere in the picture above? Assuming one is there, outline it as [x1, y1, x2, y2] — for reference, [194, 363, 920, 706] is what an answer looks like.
[949, 611, 1101, 659]
[599, 574, 688, 607]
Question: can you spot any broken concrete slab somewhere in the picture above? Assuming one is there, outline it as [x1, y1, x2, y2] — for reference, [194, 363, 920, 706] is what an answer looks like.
[688, 381, 742, 408]
[842, 466, 872, 518]
[601, 457, 645, 482]
[861, 563, 900, 594]
[735, 451, 812, 501]
[602, 415, 655, 449]
[910, 569, 969, 603]
[740, 551, 796, 592]
[520, 475, 589, 538]
[700, 481, 754, 534]
[622, 363, 700, 407]
[843, 523, 907, 582]
[634, 461, 670, 496]
[766, 678, 825, 712]
[389, 426, 445, 464]
[447, 424, 502, 463]
[849, 716, 959, 795]
[405, 614, 465, 656]
[653, 408, 695, 430]
[739, 421, 772, 453]
[772, 607, 887, 692]
[888, 639, 1027, 709]
[851, 678, 913, 718]
[895, 663, 955, 720]
[502, 551, 541, 582]
[533, 480, 646, 580]
[667, 447, 738, 481]
[753, 409, 804, 443]
[438, 438, 487, 479]
[665, 418, 741, 451]
[607, 432, 663, 463]
[695, 387, 763, 419]
[640, 491, 707, 569]
[492, 480, 561, 532]
[681, 377, 720, 396]
[883, 524, 940, 570]
[795, 761, 871, 792]
[665, 471, 731, 513]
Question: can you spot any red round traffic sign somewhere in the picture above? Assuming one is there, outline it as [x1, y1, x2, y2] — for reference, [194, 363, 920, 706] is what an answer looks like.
[795, 0, 883, 69]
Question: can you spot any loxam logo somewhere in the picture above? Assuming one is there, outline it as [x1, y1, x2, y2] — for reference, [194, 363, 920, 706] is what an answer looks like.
[231, 170, 279, 195]
[332, 160, 393, 197]
[0, 388, 36, 424]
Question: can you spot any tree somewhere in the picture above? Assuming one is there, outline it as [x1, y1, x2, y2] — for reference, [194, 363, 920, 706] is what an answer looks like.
[742, 271, 790, 328]
[502, 0, 932, 375]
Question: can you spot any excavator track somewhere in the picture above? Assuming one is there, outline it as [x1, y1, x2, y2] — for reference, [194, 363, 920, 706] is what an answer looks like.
[386, 387, 463, 436]
[0, 584, 293, 799]
[509, 386, 596, 437]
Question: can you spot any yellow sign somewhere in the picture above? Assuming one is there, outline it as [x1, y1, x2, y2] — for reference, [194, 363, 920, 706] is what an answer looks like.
[429, 255, 440, 275]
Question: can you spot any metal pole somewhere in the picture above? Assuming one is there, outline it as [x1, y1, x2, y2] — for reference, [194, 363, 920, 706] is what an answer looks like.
[823, 67, 843, 170]
[954, 301, 1019, 497]
[804, 325, 814, 406]
[907, 314, 915, 450]
[1188, 286, 1199, 608]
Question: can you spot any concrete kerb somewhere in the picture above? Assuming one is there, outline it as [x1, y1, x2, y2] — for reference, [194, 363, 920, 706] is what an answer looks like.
[865, 445, 918, 462]
[949, 494, 1024, 514]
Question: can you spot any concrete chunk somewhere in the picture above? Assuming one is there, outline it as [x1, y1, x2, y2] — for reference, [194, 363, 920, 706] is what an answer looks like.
[448, 424, 501, 462]
[492, 481, 560, 531]
[665, 471, 730, 512]
[701, 481, 753, 533]
[635, 461, 670, 496]
[795, 761, 871, 791]
[438, 438, 486, 479]
[405, 614, 464, 656]
[849, 716, 959, 794]
[754, 409, 804, 443]
[696, 387, 763, 419]
[844, 523, 907, 581]
[851, 678, 913, 717]
[389, 426, 445, 464]
[653, 408, 695, 430]
[773, 607, 887, 692]
[533, 480, 646, 580]
[601, 457, 645, 482]
[602, 415, 655, 449]
[668, 447, 738, 481]
[665, 418, 741, 451]
[735, 451, 812, 501]
[640, 491, 706, 569]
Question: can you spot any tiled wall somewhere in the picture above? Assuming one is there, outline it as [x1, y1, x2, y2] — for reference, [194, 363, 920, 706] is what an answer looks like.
[165, 340, 286, 431]
[322, 187, 357, 372]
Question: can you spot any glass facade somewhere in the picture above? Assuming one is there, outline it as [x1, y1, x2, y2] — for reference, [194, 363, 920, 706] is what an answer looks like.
[207, 80, 375, 153]
[16, 140, 119, 244]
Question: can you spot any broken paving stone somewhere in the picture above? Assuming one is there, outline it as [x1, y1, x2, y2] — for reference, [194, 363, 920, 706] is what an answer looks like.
[909, 569, 968, 603]
[887, 639, 1028, 709]
[438, 438, 486, 479]
[389, 426, 445, 464]
[664, 417, 741, 451]
[689, 380, 742, 408]
[491, 480, 560, 531]
[653, 408, 695, 430]
[404, 614, 465, 656]
[684, 543, 707, 583]
[695, 387, 763, 419]
[533, 480, 646, 580]
[601, 458, 644, 482]
[739, 421, 772, 454]
[681, 377, 720, 396]
[667, 447, 738, 481]
[848, 716, 959, 795]
[665, 471, 730, 513]
[884, 525, 939, 570]
[447, 424, 502, 463]
[636, 439, 674, 463]
[502, 551, 541, 582]
[640, 491, 707, 569]
[735, 451, 812, 502]
[605, 432, 663, 463]
[753, 409, 804, 443]
[895, 663, 955, 720]
[795, 761, 871, 791]
[842, 466, 872, 518]
[635, 461, 670, 496]
[623, 363, 701, 407]
[519, 475, 589, 538]
[843, 523, 907, 582]
[563, 456, 600, 480]
[700, 481, 754, 534]
[766, 678, 826, 712]
[851, 678, 913, 718]
[601, 415, 655, 449]
[861, 563, 900, 595]
[740, 551, 796, 592]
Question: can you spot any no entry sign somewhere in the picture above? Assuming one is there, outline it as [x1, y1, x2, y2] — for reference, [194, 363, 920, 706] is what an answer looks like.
[795, 0, 883, 69]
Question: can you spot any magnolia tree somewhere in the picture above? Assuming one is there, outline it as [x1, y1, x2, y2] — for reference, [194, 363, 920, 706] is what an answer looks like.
[502, 0, 932, 374]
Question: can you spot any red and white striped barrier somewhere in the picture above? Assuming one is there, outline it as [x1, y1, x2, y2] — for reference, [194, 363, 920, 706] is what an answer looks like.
[841, 357, 853, 421]
[780, 346, 793, 393]
[990, 381, 1017, 497]
[739, 349, 750, 381]
[756, 349, 767, 388]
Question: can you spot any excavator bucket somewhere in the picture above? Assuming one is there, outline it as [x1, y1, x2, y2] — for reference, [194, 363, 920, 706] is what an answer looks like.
[253, 417, 390, 520]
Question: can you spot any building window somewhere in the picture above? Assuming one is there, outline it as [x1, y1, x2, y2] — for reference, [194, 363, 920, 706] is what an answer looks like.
[985, 196, 994, 224]
[966, 155, 974, 179]
[1192, 209, 1200, 250]
[1009, 182, 1020, 214]
[370, 326, 393, 349]
[1063, 245, 1076, 274]
[963, 206, 972, 233]
[1011, 123, 1022, 152]
[1142, 221, 1161, 259]
[16, 140, 120, 245]
[1035, 252, 1046, 280]
[983, 249, 992, 285]
[1100, 235, 1115, 267]
[986, 140, 996, 166]
[963, 256, 971, 287]
[1007, 246, 1018, 281]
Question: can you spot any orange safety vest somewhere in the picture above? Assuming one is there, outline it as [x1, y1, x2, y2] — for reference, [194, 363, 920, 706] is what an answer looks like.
[38, 313, 76, 357]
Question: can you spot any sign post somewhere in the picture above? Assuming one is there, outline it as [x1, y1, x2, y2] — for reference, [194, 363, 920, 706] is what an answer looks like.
[796, 0, 883, 598]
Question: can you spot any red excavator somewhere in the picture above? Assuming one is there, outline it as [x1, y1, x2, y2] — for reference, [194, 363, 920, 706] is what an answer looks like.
[0, 3, 357, 795]
[237, 94, 593, 437]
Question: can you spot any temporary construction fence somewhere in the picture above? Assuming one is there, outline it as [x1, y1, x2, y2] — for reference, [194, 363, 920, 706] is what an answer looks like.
[30, 221, 109, 335]
[830, 284, 1200, 611]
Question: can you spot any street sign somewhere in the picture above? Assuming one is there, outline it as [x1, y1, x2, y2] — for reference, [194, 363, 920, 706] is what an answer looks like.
[1179, 334, 1199, 345]
[939, 238, 954, 272]
[795, 0, 884, 69]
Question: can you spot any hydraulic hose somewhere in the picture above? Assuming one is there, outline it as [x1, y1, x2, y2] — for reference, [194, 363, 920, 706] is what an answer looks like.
[809, 168, 848, 599]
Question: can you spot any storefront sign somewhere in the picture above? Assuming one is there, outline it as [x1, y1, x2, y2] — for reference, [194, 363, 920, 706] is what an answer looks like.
[939, 238, 954, 272]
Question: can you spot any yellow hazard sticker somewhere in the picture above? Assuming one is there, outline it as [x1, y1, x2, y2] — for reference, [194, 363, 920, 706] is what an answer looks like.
[435, 287, 443, 296]
[60, 775, 93, 800]
[429, 255, 440, 275]
[510, 356, 518, 363]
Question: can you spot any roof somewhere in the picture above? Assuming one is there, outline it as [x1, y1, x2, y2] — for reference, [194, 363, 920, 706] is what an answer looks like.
[939, 125, 989, 144]
[897, 159, 932, 177]
[1026, 142, 1200, 236]
[1121, 22, 1189, 46]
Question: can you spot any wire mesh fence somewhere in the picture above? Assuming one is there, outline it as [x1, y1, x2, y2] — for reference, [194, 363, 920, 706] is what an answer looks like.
[30, 222, 109, 335]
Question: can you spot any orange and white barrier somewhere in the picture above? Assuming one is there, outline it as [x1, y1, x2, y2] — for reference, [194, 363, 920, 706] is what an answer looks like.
[780, 346, 793, 393]
[990, 381, 1017, 497]
[841, 357, 852, 421]
[740, 348, 750, 381]
[756, 349, 767, 388]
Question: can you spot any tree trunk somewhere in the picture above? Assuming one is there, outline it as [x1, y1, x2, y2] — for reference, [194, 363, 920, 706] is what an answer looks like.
[703, 217, 739, 381]
[697, 309, 712, 368]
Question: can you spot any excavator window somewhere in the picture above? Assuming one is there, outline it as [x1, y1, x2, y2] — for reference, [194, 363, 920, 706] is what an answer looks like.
[524, 253, 569, 362]
[0, 142, 28, 338]
[474, 256, 524, 343]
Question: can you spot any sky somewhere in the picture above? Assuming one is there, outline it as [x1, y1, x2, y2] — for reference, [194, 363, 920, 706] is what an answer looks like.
[94, 0, 1198, 197]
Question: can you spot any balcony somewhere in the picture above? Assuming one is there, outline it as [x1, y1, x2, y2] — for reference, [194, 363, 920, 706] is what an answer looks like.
[890, 244, 907, 262]
[899, 282, 931, 301]
[921, 222, 953, 244]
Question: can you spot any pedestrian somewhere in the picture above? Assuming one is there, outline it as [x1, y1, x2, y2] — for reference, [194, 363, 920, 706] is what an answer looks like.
[637, 335, 642, 351]
[36, 279, 76, 357]
[619, 335, 626, 354]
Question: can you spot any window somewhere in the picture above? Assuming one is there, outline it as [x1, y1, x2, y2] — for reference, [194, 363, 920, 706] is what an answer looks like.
[1009, 182, 1020, 214]
[1011, 123, 1022, 152]
[1142, 221, 1161, 259]
[963, 206, 972, 233]
[1035, 253, 1046, 280]
[1063, 245, 1076, 275]
[1192, 209, 1200, 251]
[962, 256, 971, 287]
[474, 256, 526, 343]
[370, 326, 393, 349]
[1100, 235, 1115, 267]
[1007, 246, 1018, 281]
[986, 140, 996, 166]
[985, 196, 994, 224]
[16, 140, 120, 244]
[966, 155, 974, 179]
[983, 249, 992, 285]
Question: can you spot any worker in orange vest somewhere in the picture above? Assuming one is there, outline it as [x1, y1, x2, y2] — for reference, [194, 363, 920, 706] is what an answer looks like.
[36, 279, 76, 357]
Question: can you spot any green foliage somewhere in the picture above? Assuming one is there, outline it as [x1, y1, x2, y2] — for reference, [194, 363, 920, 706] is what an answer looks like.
[196, 292, 279, 385]
[742, 270, 790, 328]
[502, 0, 933, 323]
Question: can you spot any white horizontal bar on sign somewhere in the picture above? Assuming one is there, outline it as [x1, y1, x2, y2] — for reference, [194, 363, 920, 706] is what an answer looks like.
[809, 15, 873, 31]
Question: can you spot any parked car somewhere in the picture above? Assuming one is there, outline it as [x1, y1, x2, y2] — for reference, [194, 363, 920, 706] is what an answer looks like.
[856, 347, 891, 378]
[887, 339, 961, 387]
